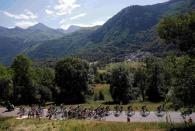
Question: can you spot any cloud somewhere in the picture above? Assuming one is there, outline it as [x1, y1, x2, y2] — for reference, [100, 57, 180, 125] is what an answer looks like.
[106, 16, 112, 19]
[70, 13, 86, 20]
[3, 10, 37, 20]
[24, 10, 37, 19]
[60, 20, 106, 29]
[46, 0, 80, 16]
[92, 21, 106, 26]
[15, 21, 38, 29]
[59, 19, 66, 24]
[45, 9, 54, 15]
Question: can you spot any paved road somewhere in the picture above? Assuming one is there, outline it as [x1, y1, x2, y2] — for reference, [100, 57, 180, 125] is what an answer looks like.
[105, 111, 195, 123]
[0, 108, 195, 123]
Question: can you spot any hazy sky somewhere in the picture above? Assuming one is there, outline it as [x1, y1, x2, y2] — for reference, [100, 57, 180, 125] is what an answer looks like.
[0, 0, 169, 29]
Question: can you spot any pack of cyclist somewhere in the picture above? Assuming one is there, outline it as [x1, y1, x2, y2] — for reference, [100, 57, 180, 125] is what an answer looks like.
[127, 106, 135, 117]
[4, 101, 15, 111]
[140, 105, 150, 117]
[155, 105, 165, 117]
[16, 104, 167, 120]
[2, 103, 190, 124]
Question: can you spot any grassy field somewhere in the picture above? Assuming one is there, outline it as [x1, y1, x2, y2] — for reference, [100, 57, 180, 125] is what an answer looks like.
[92, 84, 112, 101]
[0, 117, 193, 131]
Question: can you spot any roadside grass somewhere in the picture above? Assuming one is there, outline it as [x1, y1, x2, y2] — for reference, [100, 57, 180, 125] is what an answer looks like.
[79, 101, 162, 111]
[0, 117, 190, 131]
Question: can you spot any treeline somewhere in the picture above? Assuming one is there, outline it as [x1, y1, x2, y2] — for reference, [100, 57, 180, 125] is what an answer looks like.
[108, 55, 195, 107]
[0, 54, 194, 108]
[0, 56, 91, 105]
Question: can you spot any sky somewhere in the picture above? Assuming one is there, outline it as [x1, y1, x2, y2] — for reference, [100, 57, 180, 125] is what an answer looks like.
[0, 0, 169, 29]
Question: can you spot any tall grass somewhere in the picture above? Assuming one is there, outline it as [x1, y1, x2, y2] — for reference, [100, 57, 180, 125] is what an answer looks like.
[0, 117, 184, 131]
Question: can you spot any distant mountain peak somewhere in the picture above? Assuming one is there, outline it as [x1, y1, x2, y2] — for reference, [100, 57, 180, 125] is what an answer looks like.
[68, 25, 81, 29]
[66, 25, 81, 33]
[0, 26, 7, 30]
[34, 23, 47, 27]
[14, 26, 24, 30]
[28, 23, 51, 30]
[56, 28, 66, 33]
[57, 25, 81, 34]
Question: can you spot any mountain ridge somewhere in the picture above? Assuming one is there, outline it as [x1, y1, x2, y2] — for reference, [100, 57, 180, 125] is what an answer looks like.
[0, 23, 86, 65]
[0, 0, 195, 65]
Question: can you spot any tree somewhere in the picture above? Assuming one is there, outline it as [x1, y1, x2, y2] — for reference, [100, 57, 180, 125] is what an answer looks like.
[0, 65, 13, 101]
[110, 63, 133, 104]
[32, 67, 55, 104]
[158, 12, 195, 55]
[98, 91, 105, 100]
[163, 55, 177, 89]
[55, 57, 89, 104]
[33, 67, 55, 87]
[134, 67, 147, 101]
[34, 85, 52, 105]
[169, 56, 195, 106]
[145, 58, 164, 102]
[158, 12, 195, 107]
[11, 55, 33, 87]
[11, 55, 34, 104]
[94, 93, 98, 101]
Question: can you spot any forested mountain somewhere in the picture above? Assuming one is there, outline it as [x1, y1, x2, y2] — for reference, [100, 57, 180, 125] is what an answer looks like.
[0, 0, 195, 65]
[0, 23, 62, 64]
[0, 36, 26, 64]
[27, 0, 195, 63]
[26, 26, 101, 66]
[27, 27, 98, 59]
[80, 0, 195, 61]
[90, 0, 195, 43]
[0, 23, 83, 64]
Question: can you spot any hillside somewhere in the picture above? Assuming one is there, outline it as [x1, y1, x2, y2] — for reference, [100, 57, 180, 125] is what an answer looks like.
[27, 27, 98, 59]
[90, 0, 195, 44]
[26, 0, 195, 63]
[0, 24, 83, 65]
[0, 36, 26, 64]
